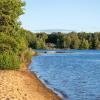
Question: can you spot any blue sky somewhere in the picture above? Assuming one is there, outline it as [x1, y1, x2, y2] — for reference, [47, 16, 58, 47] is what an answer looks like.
[20, 0, 100, 32]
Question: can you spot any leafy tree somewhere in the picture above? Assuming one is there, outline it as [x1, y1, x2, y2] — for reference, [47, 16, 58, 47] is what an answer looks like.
[94, 38, 100, 49]
[0, 0, 29, 69]
[64, 35, 71, 49]
[35, 40, 46, 49]
[80, 39, 89, 49]
[0, 0, 25, 34]
[47, 32, 64, 48]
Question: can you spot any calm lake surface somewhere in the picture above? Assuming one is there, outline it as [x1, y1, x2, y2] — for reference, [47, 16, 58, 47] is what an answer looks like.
[29, 50, 100, 100]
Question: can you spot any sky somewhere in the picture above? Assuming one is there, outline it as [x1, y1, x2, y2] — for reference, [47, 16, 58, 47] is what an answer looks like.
[20, 0, 100, 32]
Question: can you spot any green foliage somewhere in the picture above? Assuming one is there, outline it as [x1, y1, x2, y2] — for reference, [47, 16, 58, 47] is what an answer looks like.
[47, 32, 64, 48]
[21, 49, 32, 63]
[33, 32, 100, 50]
[64, 35, 71, 49]
[94, 38, 100, 49]
[36, 32, 48, 42]
[80, 39, 90, 49]
[0, 0, 25, 34]
[35, 39, 46, 49]
[0, 0, 30, 70]
[0, 52, 20, 70]
[68, 32, 80, 49]
[0, 33, 19, 53]
[18, 29, 36, 47]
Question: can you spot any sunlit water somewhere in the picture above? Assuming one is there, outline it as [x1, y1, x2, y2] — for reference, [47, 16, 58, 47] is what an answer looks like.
[29, 50, 100, 100]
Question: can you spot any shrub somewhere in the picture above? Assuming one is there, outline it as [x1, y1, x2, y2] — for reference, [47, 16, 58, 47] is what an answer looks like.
[0, 33, 19, 53]
[20, 49, 32, 63]
[0, 52, 20, 70]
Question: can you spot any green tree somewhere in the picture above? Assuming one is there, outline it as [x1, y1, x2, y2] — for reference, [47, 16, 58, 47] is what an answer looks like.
[0, 0, 27, 69]
[36, 33, 48, 48]
[0, 0, 25, 34]
[64, 35, 71, 49]
[94, 38, 100, 49]
[68, 32, 80, 49]
[47, 32, 64, 48]
[80, 39, 89, 49]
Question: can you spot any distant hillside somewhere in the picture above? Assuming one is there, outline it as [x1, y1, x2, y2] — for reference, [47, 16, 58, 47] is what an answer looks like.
[33, 29, 74, 33]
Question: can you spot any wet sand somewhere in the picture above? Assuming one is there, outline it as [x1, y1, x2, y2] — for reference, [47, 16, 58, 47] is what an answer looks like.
[0, 67, 62, 100]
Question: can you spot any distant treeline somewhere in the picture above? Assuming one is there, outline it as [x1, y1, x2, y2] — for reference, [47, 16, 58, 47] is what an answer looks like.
[28, 32, 100, 50]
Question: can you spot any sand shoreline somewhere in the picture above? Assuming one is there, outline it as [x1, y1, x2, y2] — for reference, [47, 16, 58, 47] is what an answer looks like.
[26, 70, 62, 99]
[0, 63, 62, 100]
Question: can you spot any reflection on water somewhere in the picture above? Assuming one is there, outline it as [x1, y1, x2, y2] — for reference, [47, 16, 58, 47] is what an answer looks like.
[29, 50, 100, 100]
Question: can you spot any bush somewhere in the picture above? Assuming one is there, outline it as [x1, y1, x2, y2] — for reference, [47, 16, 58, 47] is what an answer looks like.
[0, 33, 19, 53]
[20, 49, 33, 63]
[0, 52, 20, 70]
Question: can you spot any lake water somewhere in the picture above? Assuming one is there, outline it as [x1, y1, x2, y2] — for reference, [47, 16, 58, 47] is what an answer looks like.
[29, 50, 100, 100]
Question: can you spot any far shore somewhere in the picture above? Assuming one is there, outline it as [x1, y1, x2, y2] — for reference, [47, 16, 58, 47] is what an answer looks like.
[0, 62, 62, 100]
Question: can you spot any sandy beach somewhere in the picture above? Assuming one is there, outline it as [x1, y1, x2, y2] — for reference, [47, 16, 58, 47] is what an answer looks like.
[0, 67, 62, 100]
